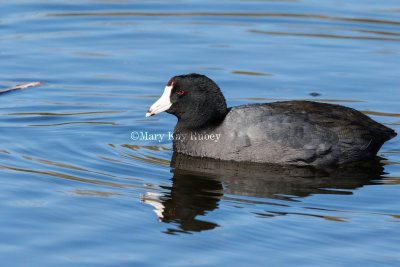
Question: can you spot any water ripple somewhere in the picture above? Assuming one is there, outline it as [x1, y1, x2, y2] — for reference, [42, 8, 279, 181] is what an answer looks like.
[248, 30, 400, 42]
[231, 71, 274, 76]
[28, 121, 122, 127]
[7, 110, 126, 116]
[45, 12, 400, 26]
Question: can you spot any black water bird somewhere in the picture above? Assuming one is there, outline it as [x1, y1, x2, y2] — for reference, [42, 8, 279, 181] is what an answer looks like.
[146, 74, 396, 165]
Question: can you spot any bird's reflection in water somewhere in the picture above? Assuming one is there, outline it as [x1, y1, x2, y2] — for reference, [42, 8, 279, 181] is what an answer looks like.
[142, 168, 222, 234]
[141, 152, 385, 234]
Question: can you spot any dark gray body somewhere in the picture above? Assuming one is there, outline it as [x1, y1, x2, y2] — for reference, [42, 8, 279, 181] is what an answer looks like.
[173, 101, 396, 165]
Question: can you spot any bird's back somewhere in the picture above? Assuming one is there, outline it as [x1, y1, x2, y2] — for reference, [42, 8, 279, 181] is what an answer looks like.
[174, 101, 396, 165]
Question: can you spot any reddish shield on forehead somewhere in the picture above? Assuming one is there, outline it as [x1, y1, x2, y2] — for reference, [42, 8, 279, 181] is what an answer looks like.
[167, 76, 175, 86]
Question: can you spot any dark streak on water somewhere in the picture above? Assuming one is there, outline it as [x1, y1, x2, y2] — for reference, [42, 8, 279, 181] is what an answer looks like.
[0, 0, 399, 266]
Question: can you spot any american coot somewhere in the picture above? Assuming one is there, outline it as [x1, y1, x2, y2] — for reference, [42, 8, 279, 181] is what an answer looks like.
[146, 73, 396, 165]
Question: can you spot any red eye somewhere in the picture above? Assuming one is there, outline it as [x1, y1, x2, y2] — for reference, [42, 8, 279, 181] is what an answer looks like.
[177, 90, 184, 95]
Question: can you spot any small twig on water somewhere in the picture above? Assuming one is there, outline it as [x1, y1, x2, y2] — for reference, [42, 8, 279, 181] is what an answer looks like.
[0, 82, 43, 94]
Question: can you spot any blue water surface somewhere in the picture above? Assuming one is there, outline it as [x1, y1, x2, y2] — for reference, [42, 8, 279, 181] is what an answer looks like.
[0, 0, 399, 266]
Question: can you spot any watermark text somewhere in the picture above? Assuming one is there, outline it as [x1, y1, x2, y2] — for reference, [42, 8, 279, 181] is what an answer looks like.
[130, 131, 221, 143]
